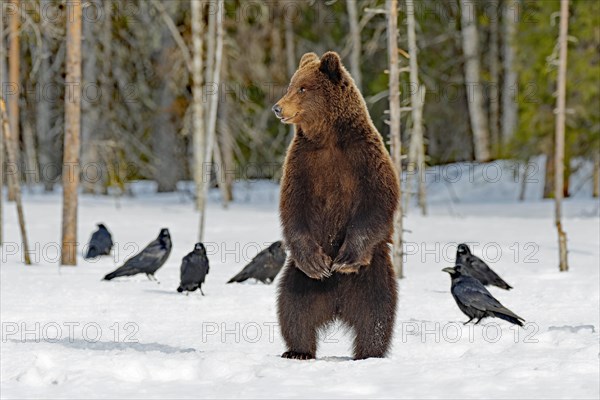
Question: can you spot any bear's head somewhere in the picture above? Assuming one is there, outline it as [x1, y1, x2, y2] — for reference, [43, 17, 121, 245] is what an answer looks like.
[273, 51, 361, 132]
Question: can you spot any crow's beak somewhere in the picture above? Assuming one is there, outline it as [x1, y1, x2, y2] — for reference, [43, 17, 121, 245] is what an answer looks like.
[442, 267, 455, 274]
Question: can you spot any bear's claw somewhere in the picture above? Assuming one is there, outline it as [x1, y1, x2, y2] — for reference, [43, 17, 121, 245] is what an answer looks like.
[282, 351, 315, 360]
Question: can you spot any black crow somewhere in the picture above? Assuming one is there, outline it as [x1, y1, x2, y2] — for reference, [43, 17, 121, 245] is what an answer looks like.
[442, 265, 525, 326]
[85, 223, 113, 259]
[456, 243, 513, 290]
[103, 228, 172, 282]
[227, 241, 286, 284]
[177, 243, 210, 295]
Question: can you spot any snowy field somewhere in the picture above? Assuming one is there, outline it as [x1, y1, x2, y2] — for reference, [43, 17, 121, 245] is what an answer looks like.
[1, 160, 599, 399]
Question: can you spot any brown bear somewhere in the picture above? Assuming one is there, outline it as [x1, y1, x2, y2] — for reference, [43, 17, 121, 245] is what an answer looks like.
[273, 51, 400, 360]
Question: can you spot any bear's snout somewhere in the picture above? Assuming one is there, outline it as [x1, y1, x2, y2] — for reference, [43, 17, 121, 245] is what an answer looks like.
[272, 104, 282, 118]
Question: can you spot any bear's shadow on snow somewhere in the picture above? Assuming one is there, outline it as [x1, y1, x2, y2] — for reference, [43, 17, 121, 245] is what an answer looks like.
[10, 338, 197, 354]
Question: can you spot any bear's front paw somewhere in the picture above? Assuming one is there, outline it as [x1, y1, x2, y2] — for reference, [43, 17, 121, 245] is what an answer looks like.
[282, 351, 315, 360]
[332, 242, 372, 272]
[293, 243, 333, 280]
[331, 262, 361, 274]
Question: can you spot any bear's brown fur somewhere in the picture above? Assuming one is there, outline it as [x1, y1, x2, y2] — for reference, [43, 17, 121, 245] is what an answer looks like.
[274, 51, 400, 360]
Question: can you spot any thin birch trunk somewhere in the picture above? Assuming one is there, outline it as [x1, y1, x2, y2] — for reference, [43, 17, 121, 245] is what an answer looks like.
[100, 0, 112, 193]
[7, 0, 20, 201]
[0, 100, 2, 247]
[219, 113, 234, 204]
[198, 0, 224, 238]
[203, 0, 223, 166]
[37, 0, 55, 191]
[1, 99, 31, 264]
[284, 10, 296, 77]
[61, 0, 82, 266]
[284, 9, 295, 142]
[1, 9, 5, 243]
[554, 0, 569, 272]
[502, 0, 518, 143]
[0, 121, 2, 243]
[217, 54, 233, 205]
[205, 0, 216, 124]
[518, 158, 529, 201]
[387, 0, 404, 278]
[593, 152, 599, 198]
[192, 0, 205, 214]
[489, 0, 500, 152]
[346, 0, 362, 91]
[460, 0, 491, 161]
[405, 0, 427, 216]
[21, 120, 37, 187]
[81, 2, 99, 193]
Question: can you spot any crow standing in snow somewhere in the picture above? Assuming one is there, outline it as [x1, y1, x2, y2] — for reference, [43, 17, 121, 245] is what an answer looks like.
[442, 265, 525, 326]
[103, 228, 172, 282]
[227, 241, 286, 284]
[85, 223, 113, 259]
[456, 243, 513, 290]
[177, 243, 210, 295]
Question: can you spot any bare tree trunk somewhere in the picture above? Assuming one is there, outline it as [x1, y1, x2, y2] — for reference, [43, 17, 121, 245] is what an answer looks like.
[488, 0, 500, 153]
[206, 1, 224, 146]
[202, 0, 230, 209]
[21, 120, 37, 187]
[405, 0, 427, 216]
[7, 0, 20, 201]
[99, 0, 112, 193]
[61, 0, 82, 266]
[219, 113, 234, 204]
[1, 99, 31, 264]
[502, 0, 518, 143]
[205, 0, 216, 124]
[202, 0, 224, 200]
[543, 150, 554, 199]
[1, 9, 5, 243]
[192, 0, 206, 227]
[346, 0, 362, 91]
[518, 158, 529, 201]
[152, 91, 180, 192]
[387, 0, 403, 278]
[554, 0, 569, 272]
[593, 152, 599, 198]
[0, 115, 2, 244]
[217, 55, 233, 205]
[81, 2, 100, 193]
[284, 10, 296, 78]
[152, 30, 181, 193]
[37, 0, 56, 192]
[284, 9, 296, 142]
[460, 0, 491, 162]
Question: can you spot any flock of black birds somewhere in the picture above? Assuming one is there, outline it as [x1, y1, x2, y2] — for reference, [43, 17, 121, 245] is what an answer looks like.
[85, 223, 523, 326]
[84, 223, 286, 294]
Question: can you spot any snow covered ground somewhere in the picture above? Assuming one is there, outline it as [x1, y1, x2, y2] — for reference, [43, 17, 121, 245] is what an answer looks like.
[1, 160, 599, 399]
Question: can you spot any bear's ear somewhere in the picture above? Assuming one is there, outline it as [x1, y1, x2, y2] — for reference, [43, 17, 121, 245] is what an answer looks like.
[319, 51, 343, 84]
[299, 52, 319, 69]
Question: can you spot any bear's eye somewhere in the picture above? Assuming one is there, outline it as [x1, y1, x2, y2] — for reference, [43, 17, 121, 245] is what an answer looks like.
[298, 87, 306, 94]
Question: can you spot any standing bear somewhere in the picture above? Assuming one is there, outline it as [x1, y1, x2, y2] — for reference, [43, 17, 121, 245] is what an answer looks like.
[273, 51, 400, 360]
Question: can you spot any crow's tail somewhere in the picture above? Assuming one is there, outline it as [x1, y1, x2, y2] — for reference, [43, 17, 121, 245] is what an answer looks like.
[493, 311, 524, 327]
[103, 271, 117, 281]
[103, 265, 137, 281]
[227, 271, 249, 284]
[86, 246, 99, 259]
[492, 278, 513, 290]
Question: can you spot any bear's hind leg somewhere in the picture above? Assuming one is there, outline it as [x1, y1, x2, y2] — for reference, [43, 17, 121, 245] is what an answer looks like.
[277, 263, 335, 360]
[340, 249, 398, 360]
